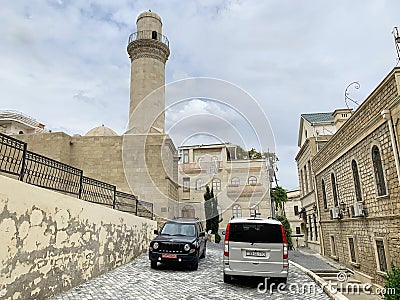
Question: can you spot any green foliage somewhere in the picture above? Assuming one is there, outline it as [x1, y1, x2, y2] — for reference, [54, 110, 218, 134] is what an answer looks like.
[384, 262, 400, 299]
[271, 186, 288, 211]
[235, 146, 278, 162]
[204, 185, 221, 243]
[276, 215, 294, 250]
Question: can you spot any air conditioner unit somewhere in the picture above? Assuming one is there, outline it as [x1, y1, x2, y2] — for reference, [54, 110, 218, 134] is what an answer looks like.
[330, 207, 341, 220]
[350, 202, 365, 217]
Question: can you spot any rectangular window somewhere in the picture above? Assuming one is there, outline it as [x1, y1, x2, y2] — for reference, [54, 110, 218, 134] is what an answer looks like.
[376, 240, 388, 272]
[330, 235, 337, 257]
[212, 179, 221, 191]
[296, 227, 301, 235]
[183, 177, 190, 192]
[313, 214, 318, 241]
[348, 237, 357, 263]
[183, 150, 189, 163]
[294, 205, 299, 215]
[309, 216, 313, 240]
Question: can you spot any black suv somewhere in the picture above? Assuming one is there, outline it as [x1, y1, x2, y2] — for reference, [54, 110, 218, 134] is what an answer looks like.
[149, 218, 207, 270]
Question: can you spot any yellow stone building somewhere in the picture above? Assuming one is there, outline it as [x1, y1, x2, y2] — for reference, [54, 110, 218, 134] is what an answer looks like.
[312, 67, 400, 287]
[177, 143, 272, 229]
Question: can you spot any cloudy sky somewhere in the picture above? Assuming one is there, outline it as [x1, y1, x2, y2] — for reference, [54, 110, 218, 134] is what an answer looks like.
[1, 0, 399, 190]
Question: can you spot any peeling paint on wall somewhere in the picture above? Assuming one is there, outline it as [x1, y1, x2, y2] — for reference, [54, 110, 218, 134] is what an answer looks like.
[0, 175, 156, 300]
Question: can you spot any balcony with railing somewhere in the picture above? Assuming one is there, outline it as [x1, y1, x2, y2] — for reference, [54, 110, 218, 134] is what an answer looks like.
[128, 30, 169, 47]
[179, 161, 221, 175]
[227, 184, 265, 198]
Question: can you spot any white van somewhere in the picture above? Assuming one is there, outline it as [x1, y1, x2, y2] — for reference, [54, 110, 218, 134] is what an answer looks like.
[222, 217, 288, 284]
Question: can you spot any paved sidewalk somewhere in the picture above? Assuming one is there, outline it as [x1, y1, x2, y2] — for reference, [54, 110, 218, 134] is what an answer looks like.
[289, 250, 337, 271]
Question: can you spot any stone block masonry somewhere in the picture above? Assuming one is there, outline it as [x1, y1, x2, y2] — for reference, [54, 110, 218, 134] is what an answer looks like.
[0, 175, 156, 300]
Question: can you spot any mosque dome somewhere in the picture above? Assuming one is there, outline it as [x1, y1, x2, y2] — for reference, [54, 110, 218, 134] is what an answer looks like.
[85, 125, 117, 137]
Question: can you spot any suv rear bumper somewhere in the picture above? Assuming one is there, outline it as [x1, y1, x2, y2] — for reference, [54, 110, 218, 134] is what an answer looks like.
[223, 266, 288, 278]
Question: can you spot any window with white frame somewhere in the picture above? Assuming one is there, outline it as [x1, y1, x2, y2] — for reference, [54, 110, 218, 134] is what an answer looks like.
[195, 178, 203, 191]
[212, 178, 221, 191]
[182, 149, 189, 163]
[183, 177, 190, 192]
[232, 204, 242, 218]
[348, 236, 357, 264]
[375, 238, 388, 273]
[249, 205, 259, 217]
[248, 176, 257, 185]
[231, 177, 240, 186]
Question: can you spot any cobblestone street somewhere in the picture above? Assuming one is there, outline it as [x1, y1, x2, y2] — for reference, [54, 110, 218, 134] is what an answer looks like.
[52, 244, 329, 300]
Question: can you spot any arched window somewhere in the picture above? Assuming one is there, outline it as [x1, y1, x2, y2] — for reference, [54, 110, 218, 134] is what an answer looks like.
[322, 179, 328, 209]
[195, 179, 203, 191]
[231, 177, 240, 186]
[232, 204, 242, 218]
[372, 146, 387, 196]
[248, 176, 257, 185]
[181, 205, 195, 218]
[249, 205, 259, 217]
[212, 178, 221, 191]
[351, 160, 362, 202]
[331, 173, 339, 207]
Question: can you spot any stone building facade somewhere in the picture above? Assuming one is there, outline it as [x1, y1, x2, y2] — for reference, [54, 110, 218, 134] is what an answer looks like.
[284, 189, 305, 249]
[177, 143, 272, 229]
[312, 67, 400, 286]
[295, 111, 351, 253]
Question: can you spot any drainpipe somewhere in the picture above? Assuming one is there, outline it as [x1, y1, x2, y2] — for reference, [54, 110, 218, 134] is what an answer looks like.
[382, 110, 400, 182]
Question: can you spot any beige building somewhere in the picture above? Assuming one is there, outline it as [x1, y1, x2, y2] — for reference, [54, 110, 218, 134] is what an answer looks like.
[8, 11, 179, 223]
[0, 110, 46, 135]
[284, 189, 305, 249]
[312, 67, 400, 287]
[295, 111, 352, 253]
[177, 143, 272, 229]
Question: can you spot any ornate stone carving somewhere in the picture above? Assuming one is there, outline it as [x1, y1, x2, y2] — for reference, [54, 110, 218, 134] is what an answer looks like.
[127, 40, 170, 63]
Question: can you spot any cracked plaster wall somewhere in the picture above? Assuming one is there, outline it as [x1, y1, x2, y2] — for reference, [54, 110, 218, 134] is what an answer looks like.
[0, 175, 156, 300]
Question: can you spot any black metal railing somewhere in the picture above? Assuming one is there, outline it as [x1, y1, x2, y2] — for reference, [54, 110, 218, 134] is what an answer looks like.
[128, 30, 169, 47]
[0, 132, 153, 219]
[23, 151, 82, 196]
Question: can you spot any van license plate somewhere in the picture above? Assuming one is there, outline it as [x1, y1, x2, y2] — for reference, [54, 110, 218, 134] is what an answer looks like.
[246, 251, 266, 257]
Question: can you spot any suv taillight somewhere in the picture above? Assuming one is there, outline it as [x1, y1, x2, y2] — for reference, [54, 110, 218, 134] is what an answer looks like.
[281, 225, 288, 259]
[224, 223, 231, 256]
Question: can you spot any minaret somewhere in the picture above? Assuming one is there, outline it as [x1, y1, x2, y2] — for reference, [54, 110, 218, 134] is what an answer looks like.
[127, 11, 170, 133]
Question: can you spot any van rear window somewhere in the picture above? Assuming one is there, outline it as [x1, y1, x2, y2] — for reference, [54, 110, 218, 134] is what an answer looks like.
[229, 223, 283, 243]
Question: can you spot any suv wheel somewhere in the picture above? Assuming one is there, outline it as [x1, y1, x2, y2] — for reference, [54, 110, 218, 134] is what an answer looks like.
[150, 261, 157, 269]
[190, 255, 199, 271]
[223, 272, 232, 283]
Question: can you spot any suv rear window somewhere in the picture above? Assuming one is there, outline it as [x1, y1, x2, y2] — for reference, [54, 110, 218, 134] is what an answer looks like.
[229, 223, 283, 243]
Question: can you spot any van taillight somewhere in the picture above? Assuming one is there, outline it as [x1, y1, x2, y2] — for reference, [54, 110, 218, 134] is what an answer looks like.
[281, 225, 288, 259]
[224, 223, 231, 256]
